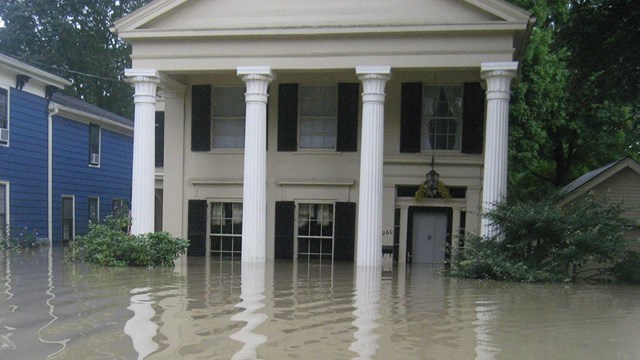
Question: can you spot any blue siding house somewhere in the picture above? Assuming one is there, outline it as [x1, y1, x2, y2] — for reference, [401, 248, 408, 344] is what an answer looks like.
[0, 54, 133, 243]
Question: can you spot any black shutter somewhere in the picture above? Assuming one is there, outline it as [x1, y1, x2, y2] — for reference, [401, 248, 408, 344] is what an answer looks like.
[187, 200, 207, 256]
[278, 83, 298, 151]
[274, 201, 295, 259]
[155, 111, 165, 167]
[400, 83, 422, 153]
[461, 82, 485, 154]
[191, 85, 211, 152]
[336, 83, 359, 152]
[334, 202, 356, 262]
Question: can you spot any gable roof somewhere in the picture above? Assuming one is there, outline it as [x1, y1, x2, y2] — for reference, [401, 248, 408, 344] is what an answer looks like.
[559, 157, 640, 205]
[113, 0, 533, 39]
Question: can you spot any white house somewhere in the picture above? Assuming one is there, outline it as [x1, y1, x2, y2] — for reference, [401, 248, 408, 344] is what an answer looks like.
[112, 0, 534, 265]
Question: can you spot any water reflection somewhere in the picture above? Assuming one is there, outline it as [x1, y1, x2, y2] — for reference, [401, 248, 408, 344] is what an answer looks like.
[230, 261, 268, 360]
[350, 266, 382, 360]
[0, 250, 639, 359]
[124, 287, 159, 360]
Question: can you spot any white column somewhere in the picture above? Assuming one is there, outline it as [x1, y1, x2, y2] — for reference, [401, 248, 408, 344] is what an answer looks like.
[126, 69, 160, 235]
[356, 66, 391, 267]
[480, 62, 518, 238]
[238, 66, 273, 263]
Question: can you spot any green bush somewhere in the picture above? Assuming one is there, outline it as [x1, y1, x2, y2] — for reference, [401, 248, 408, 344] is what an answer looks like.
[68, 214, 189, 267]
[1, 226, 48, 250]
[450, 195, 633, 282]
[611, 251, 640, 284]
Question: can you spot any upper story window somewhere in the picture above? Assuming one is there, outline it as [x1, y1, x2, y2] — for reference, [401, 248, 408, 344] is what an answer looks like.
[422, 85, 463, 151]
[298, 85, 337, 149]
[0, 183, 8, 241]
[0, 88, 9, 146]
[212, 86, 246, 149]
[400, 82, 484, 155]
[89, 124, 101, 166]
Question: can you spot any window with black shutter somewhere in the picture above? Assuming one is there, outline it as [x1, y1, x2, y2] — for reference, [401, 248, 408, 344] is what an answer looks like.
[400, 82, 485, 154]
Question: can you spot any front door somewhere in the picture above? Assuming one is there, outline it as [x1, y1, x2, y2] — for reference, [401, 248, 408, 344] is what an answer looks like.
[411, 212, 448, 264]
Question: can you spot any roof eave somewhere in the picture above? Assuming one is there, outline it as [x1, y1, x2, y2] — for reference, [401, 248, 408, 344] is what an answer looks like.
[0, 54, 71, 89]
[117, 21, 532, 40]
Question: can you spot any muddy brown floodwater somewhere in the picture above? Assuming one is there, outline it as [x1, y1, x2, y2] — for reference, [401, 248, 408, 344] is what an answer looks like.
[1, 247, 639, 359]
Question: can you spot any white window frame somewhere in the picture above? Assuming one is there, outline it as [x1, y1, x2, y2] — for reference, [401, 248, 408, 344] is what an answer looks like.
[298, 84, 338, 151]
[0, 182, 9, 241]
[421, 84, 463, 152]
[88, 196, 100, 224]
[211, 86, 246, 150]
[0, 86, 10, 147]
[295, 201, 335, 261]
[62, 195, 75, 242]
[89, 124, 101, 167]
[208, 200, 243, 257]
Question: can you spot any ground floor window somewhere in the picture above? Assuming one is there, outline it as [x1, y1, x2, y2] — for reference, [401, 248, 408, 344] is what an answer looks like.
[62, 196, 74, 241]
[112, 198, 128, 217]
[209, 202, 242, 257]
[0, 183, 7, 240]
[88, 197, 99, 224]
[297, 203, 334, 261]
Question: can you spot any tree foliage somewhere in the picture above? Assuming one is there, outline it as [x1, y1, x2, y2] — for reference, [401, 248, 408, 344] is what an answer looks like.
[0, 0, 151, 117]
[508, 0, 640, 200]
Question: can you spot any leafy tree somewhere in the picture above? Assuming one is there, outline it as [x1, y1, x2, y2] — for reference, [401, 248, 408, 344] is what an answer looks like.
[507, 0, 639, 200]
[0, 0, 151, 117]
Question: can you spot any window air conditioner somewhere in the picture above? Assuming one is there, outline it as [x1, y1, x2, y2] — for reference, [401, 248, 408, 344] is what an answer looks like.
[90, 153, 100, 165]
[0, 128, 8, 142]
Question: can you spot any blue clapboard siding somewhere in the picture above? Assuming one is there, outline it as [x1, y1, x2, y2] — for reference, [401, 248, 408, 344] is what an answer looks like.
[52, 116, 132, 242]
[0, 89, 49, 238]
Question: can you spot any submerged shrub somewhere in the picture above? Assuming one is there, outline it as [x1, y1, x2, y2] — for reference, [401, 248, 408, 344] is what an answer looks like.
[1, 226, 48, 250]
[610, 251, 640, 284]
[450, 194, 633, 282]
[68, 214, 189, 267]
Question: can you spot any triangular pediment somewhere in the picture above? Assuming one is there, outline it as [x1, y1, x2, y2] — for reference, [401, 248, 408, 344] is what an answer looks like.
[115, 0, 531, 35]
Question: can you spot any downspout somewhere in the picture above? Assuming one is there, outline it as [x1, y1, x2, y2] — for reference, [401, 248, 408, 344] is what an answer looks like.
[47, 103, 58, 244]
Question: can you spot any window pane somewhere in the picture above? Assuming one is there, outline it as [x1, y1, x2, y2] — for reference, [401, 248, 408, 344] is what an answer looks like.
[299, 86, 337, 116]
[90, 125, 100, 154]
[212, 87, 246, 117]
[89, 198, 99, 223]
[0, 184, 5, 215]
[422, 85, 462, 151]
[212, 87, 246, 149]
[0, 88, 7, 128]
[212, 117, 245, 148]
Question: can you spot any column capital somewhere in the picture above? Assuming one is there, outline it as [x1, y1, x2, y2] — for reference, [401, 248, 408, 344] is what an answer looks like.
[356, 66, 391, 103]
[125, 68, 160, 83]
[126, 68, 160, 105]
[481, 62, 518, 101]
[237, 66, 273, 104]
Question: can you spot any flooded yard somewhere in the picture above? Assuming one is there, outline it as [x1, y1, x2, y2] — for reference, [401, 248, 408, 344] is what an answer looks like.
[1, 247, 639, 359]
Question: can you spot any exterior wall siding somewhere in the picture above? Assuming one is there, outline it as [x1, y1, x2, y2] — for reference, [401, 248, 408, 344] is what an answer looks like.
[0, 88, 49, 238]
[592, 168, 640, 221]
[52, 116, 132, 242]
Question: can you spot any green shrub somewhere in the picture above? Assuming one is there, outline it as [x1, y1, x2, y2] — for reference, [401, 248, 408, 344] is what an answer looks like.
[68, 214, 189, 267]
[450, 194, 631, 282]
[610, 251, 640, 284]
[1, 226, 48, 250]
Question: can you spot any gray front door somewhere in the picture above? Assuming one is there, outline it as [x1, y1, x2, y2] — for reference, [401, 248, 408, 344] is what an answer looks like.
[411, 212, 448, 264]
